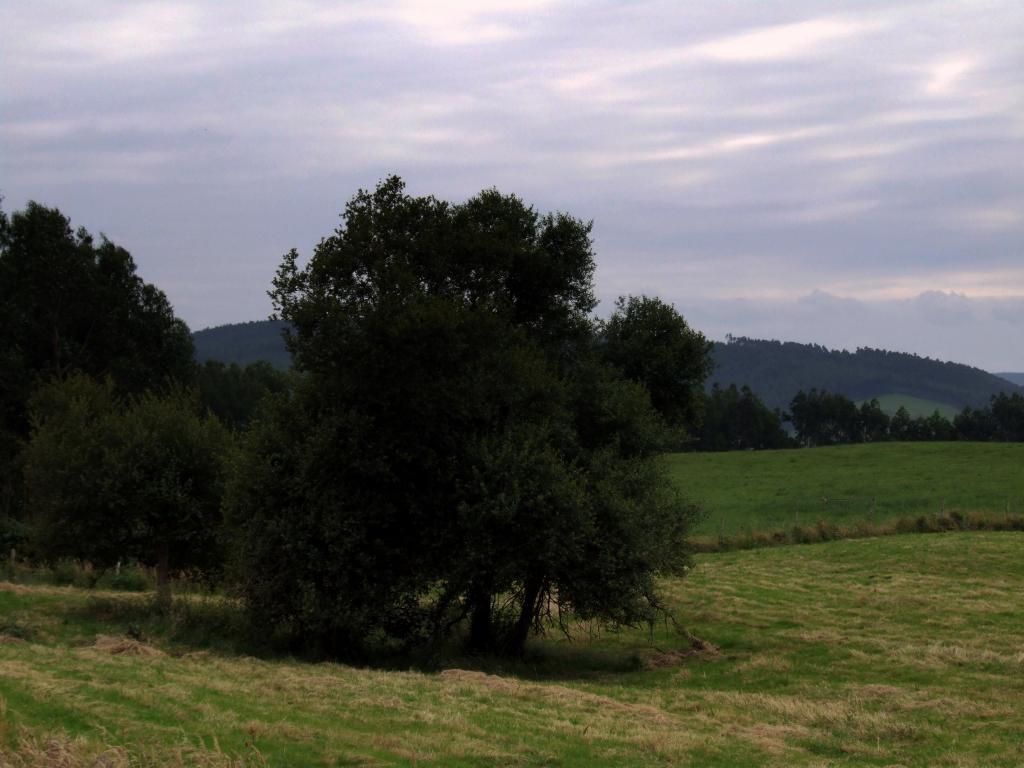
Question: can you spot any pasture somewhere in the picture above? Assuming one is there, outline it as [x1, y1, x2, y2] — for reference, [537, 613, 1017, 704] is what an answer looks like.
[868, 393, 959, 420]
[667, 442, 1024, 537]
[2, 532, 1023, 766]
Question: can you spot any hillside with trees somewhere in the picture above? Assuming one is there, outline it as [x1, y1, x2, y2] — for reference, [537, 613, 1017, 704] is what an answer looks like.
[709, 336, 1021, 413]
[192, 320, 290, 369]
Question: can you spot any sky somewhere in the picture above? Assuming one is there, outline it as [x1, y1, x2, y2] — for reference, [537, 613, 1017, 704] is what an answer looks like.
[2, 1, 1022, 371]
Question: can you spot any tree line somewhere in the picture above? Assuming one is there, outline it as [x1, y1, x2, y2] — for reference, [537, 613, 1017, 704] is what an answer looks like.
[787, 388, 1024, 447]
[693, 384, 1024, 451]
[0, 180, 713, 657]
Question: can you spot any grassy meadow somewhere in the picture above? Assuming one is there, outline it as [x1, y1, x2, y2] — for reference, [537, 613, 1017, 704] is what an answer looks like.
[868, 394, 959, 420]
[667, 442, 1024, 537]
[2, 531, 1023, 766]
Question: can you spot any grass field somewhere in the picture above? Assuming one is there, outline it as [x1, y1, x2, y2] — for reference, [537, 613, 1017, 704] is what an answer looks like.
[866, 393, 959, 420]
[667, 442, 1024, 537]
[1, 531, 1023, 766]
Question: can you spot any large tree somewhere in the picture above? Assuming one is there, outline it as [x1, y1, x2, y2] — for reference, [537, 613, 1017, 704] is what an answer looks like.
[227, 177, 704, 657]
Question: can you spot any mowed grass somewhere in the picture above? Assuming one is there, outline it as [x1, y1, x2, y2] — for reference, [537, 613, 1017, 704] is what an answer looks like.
[667, 442, 1024, 536]
[2, 532, 1023, 766]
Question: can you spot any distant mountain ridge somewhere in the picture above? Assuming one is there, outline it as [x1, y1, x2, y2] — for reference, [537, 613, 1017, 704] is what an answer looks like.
[192, 321, 1023, 412]
[709, 336, 1022, 413]
[997, 372, 1024, 387]
[193, 320, 290, 369]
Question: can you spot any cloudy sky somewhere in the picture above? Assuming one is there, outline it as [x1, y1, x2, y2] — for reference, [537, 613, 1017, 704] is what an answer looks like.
[2, 1, 1022, 370]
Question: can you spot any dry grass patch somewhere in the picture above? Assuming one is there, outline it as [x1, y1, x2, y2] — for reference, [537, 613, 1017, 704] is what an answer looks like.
[90, 635, 166, 658]
[0, 732, 269, 768]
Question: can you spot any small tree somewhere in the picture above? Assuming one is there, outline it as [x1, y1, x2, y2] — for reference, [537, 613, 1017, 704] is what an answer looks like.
[601, 296, 712, 437]
[24, 375, 230, 606]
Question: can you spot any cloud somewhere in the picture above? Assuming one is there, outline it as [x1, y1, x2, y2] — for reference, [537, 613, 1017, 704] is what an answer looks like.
[689, 17, 879, 63]
[925, 56, 975, 96]
[1, 0, 1021, 371]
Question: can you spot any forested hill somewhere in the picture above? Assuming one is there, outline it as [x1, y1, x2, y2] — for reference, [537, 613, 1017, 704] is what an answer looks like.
[193, 320, 290, 368]
[997, 372, 1024, 387]
[710, 336, 1022, 412]
[193, 321, 1022, 412]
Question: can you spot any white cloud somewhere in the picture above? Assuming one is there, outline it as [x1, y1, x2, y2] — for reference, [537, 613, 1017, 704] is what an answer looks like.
[925, 56, 975, 96]
[689, 17, 879, 63]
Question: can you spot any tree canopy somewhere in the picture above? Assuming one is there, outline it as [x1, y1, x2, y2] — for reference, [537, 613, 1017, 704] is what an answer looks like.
[0, 201, 196, 529]
[24, 375, 230, 604]
[226, 177, 705, 657]
[601, 295, 712, 439]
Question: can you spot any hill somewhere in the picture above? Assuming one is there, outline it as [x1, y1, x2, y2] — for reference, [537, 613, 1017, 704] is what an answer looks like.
[709, 336, 1021, 412]
[192, 320, 290, 368]
[997, 372, 1024, 387]
[191, 322, 1024, 412]
[2, 532, 1021, 765]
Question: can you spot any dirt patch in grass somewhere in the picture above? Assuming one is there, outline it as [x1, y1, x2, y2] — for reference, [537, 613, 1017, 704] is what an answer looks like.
[637, 639, 720, 670]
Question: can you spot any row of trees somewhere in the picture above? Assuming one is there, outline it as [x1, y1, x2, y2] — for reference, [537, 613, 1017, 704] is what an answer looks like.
[787, 388, 1024, 447]
[1, 181, 713, 657]
[696, 383, 791, 451]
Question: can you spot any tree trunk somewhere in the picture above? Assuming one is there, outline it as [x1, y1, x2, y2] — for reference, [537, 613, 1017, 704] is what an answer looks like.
[467, 587, 494, 653]
[155, 543, 171, 612]
[508, 575, 544, 657]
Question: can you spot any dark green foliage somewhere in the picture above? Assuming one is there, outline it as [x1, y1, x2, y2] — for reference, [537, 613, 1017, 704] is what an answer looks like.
[711, 336, 1020, 413]
[197, 360, 289, 429]
[858, 398, 891, 442]
[601, 296, 712, 437]
[697, 383, 793, 451]
[23, 375, 231, 602]
[788, 389, 863, 446]
[956, 392, 1024, 441]
[788, 389, 965, 446]
[0, 202, 196, 526]
[227, 177, 703, 658]
[0, 202, 195, 429]
[990, 392, 1024, 441]
[954, 405, 1000, 441]
[192, 320, 291, 369]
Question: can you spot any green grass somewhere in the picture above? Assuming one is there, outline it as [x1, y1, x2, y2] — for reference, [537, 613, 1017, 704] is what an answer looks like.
[1, 532, 1023, 765]
[865, 393, 959, 420]
[667, 442, 1024, 537]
